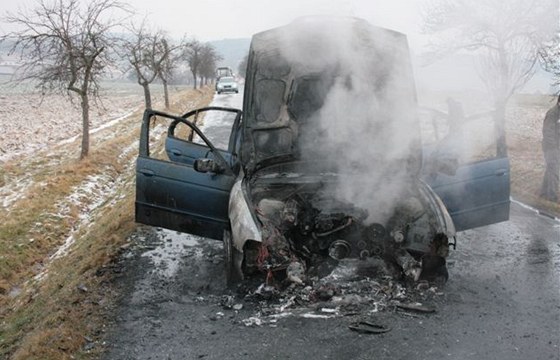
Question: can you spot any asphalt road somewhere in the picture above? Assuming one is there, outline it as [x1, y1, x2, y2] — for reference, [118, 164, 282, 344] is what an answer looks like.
[102, 89, 560, 360]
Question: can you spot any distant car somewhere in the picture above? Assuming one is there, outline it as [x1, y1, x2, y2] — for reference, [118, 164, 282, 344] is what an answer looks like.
[216, 76, 239, 94]
[135, 17, 510, 286]
[216, 66, 233, 79]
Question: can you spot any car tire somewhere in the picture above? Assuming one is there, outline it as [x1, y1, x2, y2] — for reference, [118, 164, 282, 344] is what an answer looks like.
[223, 229, 243, 287]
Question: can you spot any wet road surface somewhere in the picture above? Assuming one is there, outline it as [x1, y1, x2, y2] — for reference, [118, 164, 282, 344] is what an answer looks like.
[102, 89, 560, 360]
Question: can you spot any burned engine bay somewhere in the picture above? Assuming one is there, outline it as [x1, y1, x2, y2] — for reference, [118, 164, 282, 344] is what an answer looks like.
[242, 177, 452, 287]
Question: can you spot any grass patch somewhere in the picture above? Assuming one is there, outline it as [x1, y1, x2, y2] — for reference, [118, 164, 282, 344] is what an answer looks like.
[0, 148, 127, 285]
[0, 86, 214, 360]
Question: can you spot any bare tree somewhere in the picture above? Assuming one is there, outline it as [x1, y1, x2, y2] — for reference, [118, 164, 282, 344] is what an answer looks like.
[422, 0, 558, 156]
[184, 39, 204, 89]
[199, 44, 222, 85]
[541, 37, 560, 91]
[1, 0, 129, 159]
[184, 41, 222, 88]
[122, 24, 170, 110]
[159, 38, 173, 108]
[157, 36, 189, 108]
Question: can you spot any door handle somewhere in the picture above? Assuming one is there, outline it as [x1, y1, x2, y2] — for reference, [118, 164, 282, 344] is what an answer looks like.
[494, 169, 507, 176]
[140, 169, 155, 176]
[171, 149, 182, 156]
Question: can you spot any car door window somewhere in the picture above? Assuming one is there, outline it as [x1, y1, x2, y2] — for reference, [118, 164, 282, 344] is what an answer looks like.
[420, 104, 498, 166]
[419, 100, 509, 231]
[154, 108, 241, 167]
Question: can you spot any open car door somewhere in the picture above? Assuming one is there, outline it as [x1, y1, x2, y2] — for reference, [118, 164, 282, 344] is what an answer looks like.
[420, 108, 510, 231]
[135, 107, 242, 240]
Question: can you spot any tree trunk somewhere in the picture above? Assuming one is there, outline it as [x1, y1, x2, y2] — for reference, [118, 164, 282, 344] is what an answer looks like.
[163, 78, 169, 109]
[493, 98, 508, 157]
[142, 82, 152, 110]
[494, 46, 509, 157]
[80, 93, 90, 159]
[192, 71, 197, 89]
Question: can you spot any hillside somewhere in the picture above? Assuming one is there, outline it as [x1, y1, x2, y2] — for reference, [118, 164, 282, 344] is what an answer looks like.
[210, 38, 251, 74]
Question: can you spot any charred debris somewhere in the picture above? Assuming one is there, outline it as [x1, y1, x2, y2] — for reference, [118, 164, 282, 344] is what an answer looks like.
[231, 178, 451, 317]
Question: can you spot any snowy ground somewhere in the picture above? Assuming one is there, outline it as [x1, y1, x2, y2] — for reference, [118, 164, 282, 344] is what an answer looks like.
[0, 79, 186, 162]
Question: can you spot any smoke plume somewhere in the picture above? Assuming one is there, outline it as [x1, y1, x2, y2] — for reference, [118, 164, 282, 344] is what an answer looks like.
[277, 17, 422, 223]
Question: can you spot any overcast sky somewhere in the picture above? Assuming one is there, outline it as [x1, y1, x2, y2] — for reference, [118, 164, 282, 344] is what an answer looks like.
[1, 0, 555, 92]
[0, 0, 424, 41]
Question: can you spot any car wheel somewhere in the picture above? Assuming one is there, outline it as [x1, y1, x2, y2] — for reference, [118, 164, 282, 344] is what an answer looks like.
[223, 229, 243, 286]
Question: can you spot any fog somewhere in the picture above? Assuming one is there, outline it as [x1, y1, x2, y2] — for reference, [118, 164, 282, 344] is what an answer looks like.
[0, 0, 422, 41]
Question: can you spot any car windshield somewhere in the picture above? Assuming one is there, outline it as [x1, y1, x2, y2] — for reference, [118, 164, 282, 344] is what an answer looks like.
[219, 77, 235, 83]
[288, 76, 333, 121]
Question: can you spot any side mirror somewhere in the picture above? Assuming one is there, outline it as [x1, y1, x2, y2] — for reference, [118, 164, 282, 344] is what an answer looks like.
[194, 158, 224, 174]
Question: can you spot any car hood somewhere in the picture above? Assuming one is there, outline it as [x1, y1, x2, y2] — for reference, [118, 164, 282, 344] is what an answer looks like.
[240, 17, 423, 181]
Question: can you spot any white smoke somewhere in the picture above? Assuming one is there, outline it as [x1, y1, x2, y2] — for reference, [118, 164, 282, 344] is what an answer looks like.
[276, 17, 422, 223]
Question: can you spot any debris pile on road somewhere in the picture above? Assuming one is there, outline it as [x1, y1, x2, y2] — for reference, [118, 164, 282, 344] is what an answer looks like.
[231, 258, 445, 327]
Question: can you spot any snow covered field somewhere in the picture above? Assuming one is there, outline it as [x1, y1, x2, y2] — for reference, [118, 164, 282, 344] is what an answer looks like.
[0, 77, 189, 162]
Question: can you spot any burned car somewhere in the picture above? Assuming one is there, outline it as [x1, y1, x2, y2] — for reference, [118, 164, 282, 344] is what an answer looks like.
[135, 18, 510, 286]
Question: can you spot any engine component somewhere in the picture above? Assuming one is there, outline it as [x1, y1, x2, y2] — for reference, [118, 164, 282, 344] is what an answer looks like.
[394, 249, 422, 281]
[286, 261, 306, 284]
[281, 199, 299, 225]
[391, 230, 405, 244]
[257, 199, 285, 223]
[253, 189, 442, 283]
[328, 240, 351, 260]
[363, 223, 386, 241]
[315, 216, 352, 237]
[359, 223, 387, 257]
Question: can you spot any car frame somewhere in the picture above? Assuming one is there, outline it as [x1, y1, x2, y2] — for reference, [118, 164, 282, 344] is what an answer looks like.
[135, 18, 510, 286]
